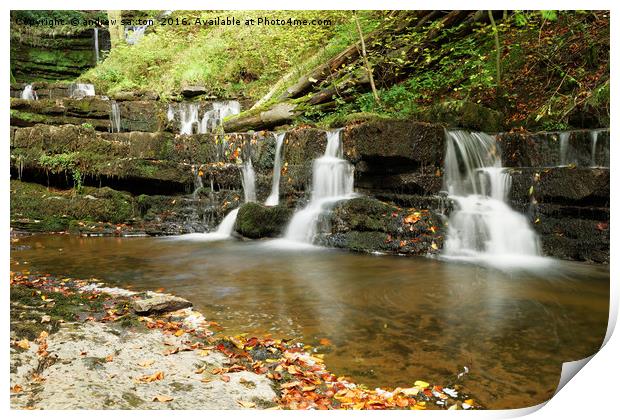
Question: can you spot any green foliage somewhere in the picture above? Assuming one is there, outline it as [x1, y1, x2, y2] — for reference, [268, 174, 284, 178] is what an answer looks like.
[81, 122, 94, 129]
[38, 152, 83, 192]
[541, 11, 558, 21]
[83, 10, 375, 100]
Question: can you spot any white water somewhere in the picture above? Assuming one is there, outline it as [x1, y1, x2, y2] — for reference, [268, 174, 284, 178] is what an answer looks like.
[265, 132, 286, 206]
[443, 130, 544, 268]
[69, 83, 95, 99]
[176, 156, 254, 241]
[125, 24, 149, 45]
[168, 101, 241, 134]
[283, 129, 355, 244]
[590, 130, 600, 167]
[94, 28, 100, 63]
[241, 159, 257, 203]
[21, 84, 38, 100]
[109, 101, 121, 133]
[179, 103, 199, 134]
[192, 166, 204, 200]
[559, 132, 570, 166]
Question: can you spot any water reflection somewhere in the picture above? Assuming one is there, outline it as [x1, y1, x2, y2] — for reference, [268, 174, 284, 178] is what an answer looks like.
[10, 235, 608, 409]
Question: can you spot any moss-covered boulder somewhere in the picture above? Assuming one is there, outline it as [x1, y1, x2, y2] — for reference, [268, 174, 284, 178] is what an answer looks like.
[419, 100, 503, 133]
[319, 196, 444, 255]
[235, 202, 292, 238]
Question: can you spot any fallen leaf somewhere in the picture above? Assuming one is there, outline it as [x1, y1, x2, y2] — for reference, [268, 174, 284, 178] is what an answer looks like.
[319, 338, 331, 346]
[138, 359, 155, 368]
[11, 384, 23, 393]
[163, 347, 179, 356]
[414, 380, 430, 389]
[136, 371, 164, 383]
[16, 339, 30, 350]
[152, 395, 173, 402]
[237, 400, 256, 408]
[41, 315, 51, 323]
[280, 381, 301, 389]
[221, 374, 231, 382]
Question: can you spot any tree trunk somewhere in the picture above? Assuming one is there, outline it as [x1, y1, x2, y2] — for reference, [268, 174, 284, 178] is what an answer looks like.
[107, 11, 124, 49]
[354, 13, 380, 104]
[488, 10, 502, 87]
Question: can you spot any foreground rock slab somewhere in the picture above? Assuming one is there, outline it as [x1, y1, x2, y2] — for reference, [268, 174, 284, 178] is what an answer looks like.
[133, 293, 193, 314]
[11, 322, 276, 409]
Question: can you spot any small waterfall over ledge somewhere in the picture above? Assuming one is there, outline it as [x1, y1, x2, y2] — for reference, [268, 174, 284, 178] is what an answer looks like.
[21, 84, 38, 100]
[177, 157, 256, 241]
[443, 130, 544, 267]
[265, 132, 286, 206]
[168, 101, 241, 135]
[241, 159, 257, 203]
[282, 129, 355, 244]
[109, 101, 121, 133]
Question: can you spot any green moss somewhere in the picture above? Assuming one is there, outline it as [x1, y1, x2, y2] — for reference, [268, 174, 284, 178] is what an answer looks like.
[235, 202, 293, 238]
[10, 180, 136, 231]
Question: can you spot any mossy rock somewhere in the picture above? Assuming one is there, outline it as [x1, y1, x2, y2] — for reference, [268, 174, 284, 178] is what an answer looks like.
[235, 202, 292, 238]
[419, 100, 504, 132]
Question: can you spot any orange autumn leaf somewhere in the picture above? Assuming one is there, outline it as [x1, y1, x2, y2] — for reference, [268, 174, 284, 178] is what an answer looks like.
[280, 381, 301, 389]
[152, 395, 173, 402]
[136, 371, 164, 383]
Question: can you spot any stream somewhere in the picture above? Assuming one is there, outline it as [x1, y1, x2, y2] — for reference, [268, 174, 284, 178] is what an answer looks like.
[10, 233, 609, 409]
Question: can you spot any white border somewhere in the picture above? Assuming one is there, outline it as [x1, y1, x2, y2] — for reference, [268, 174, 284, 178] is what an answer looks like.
[2, 1, 617, 419]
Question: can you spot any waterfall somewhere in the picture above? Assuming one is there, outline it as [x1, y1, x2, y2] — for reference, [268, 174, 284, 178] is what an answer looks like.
[179, 103, 199, 135]
[168, 101, 241, 134]
[265, 132, 286, 206]
[241, 159, 257, 203]
[125, 24, 149, 45]
[443, 130, 542, 267]
[177, 156, 253, 241]
[590, 130, 600, 167]
[109, 101, 121, 133]
[192, 166, 204, 200]
[211, 208, 240, 237]
[94, 28, 100, 63]
[559, 132, 570, 166]
[69, 83, 95, 99]
[283, 129, 355, 244]
[21, 84, 38, 100]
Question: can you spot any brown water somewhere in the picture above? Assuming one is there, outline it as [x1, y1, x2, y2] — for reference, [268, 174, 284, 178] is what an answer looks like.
[10, 234, 609, 409]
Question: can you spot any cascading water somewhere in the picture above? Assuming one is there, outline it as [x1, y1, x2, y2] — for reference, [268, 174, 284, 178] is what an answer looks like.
[590, 130, 602, 167]
[265, 132, 286, 206]
[179, 103, 199, 135]
[94, 28, 100, 63]
[241, 159, 257, 203]
[21, 84, 38, 100]
[559, 132, 571, 166]
[282, 129, 355, 244]
[176, 156, 254, 241]
[109, 101, 121, 133]
[443, 130, 543, 267]
[125, 24, 149, 45]
[192, 166, 204, 200]
[69, 83, 95, 99]
[168, 101, 241, 134]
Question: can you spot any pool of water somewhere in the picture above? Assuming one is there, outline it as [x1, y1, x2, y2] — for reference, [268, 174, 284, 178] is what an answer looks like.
[10, 234, 609, 409]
